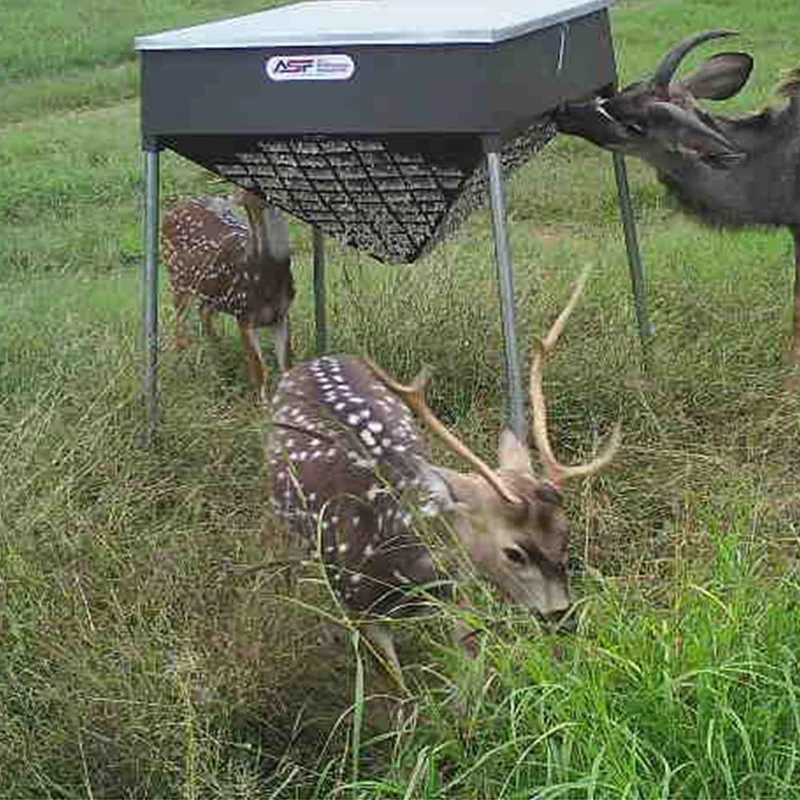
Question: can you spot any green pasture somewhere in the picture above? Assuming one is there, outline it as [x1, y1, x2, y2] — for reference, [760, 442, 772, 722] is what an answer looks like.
[1, 0, 799, 796]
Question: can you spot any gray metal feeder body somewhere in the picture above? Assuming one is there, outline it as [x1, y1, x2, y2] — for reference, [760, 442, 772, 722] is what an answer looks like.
[135, 0, 650, 438]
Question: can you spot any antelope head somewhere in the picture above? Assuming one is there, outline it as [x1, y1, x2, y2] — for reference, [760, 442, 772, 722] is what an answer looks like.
[555, 30, 754, 170]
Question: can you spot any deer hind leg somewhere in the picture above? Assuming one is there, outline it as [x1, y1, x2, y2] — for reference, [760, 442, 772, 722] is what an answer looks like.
[363, 622, 408, 695]
[273, 313, 292, 373]
[172, 291, 192, 350]
[238, 320, 268, 403]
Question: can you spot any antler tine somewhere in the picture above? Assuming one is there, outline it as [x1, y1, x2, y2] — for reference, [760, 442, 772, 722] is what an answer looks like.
[364, 358, 520, 505]
[551, 421, 622, 480]
[530, 266, 621, 484]
[540, 266, 592, 351]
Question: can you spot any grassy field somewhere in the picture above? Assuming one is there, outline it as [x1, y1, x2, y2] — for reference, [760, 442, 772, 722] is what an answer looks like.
[1, 0, 799, 796]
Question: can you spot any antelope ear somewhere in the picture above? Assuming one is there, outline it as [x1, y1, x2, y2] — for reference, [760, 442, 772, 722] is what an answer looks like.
[498, 428, 532, 473]
[680, 52, 753, 100]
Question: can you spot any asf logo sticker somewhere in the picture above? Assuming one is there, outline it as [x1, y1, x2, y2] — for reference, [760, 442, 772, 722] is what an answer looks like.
[266, 54, 355, 82]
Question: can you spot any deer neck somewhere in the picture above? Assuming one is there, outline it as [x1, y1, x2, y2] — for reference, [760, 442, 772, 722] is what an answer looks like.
[244, 205, 291, 268]
[243, 205, 266, 263]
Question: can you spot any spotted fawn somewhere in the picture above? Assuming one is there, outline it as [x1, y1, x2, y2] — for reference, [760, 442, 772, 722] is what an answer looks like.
[162, 187, 294, 402]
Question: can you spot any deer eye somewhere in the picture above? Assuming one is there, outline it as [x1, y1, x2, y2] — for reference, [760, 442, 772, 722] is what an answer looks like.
[503, 547, 527, 566]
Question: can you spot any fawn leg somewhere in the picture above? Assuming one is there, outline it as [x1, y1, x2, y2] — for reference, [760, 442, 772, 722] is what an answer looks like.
[198, 303, 219, 340]
[273, 313, 292, 373]
[238, 320, 267, 403]
[172, 292, 192, 350]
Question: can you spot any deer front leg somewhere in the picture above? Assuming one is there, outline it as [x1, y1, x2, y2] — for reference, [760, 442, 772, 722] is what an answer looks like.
[273, 313, 292, 373]
[238, 320, 268, 403]
[453, 617, 483, 660]
[363, 622, 408, 695]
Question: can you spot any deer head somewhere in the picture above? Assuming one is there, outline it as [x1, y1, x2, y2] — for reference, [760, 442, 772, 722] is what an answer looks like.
[555, 30, 754, 170]
[362, 267, 620, 624]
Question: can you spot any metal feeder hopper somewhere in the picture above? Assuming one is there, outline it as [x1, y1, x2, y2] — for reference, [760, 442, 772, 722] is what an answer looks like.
[135, 0, 651, 437]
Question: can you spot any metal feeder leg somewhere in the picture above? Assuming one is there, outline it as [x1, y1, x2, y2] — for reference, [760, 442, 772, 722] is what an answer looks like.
[143, 145, 161, 440]
[485, 140, 526, 441]
[312, 225, 327, 354]
[612, 152, 654, 354]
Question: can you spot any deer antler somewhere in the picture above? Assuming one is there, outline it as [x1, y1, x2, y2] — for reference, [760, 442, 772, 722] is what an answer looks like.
[529, 266, 621, 485]
[364, 358, 520, 505]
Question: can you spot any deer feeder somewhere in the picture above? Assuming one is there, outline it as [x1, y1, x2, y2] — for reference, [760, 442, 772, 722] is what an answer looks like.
[135, 0, 650, 438]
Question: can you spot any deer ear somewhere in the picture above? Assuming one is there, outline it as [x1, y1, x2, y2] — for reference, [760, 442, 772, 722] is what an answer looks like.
[681, 52, 753, 100]
[498, 428, 532, 473]
[415, 460, 457, 515]
[416, 462, 477, 516]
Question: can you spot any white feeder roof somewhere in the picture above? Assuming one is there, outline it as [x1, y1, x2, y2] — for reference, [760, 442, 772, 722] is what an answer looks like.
[135, 0, 615, 50]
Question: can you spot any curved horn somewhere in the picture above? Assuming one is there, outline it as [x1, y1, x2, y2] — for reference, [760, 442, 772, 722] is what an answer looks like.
[364, 359, 521, 506]
[653, 29, 739, 91]
[648, 102, 740, 152]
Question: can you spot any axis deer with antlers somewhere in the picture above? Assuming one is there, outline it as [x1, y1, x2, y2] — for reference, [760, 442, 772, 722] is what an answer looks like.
[555, 30, 800, 364]
[162, 187, 294, 402]
[268, 269, 619, 683]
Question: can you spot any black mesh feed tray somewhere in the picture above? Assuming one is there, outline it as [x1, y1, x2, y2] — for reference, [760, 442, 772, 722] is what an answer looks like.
[136, 0, 650, 438]
[160, 126, 555, 263]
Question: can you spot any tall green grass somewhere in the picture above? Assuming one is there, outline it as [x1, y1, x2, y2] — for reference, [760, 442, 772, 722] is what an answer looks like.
[1, 0, 799, 795]
[0, 0, 280, 122]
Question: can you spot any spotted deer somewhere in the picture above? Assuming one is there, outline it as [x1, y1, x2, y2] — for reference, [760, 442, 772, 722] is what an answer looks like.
[555, 30, 800, 363]
[162, 187, 295, 401]
[268, 269, 619, 683]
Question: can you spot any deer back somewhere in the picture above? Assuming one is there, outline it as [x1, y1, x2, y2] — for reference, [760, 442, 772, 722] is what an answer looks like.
[269, 355, 450, 617]
[162, 197, 294, 325]
[162, 198, 247, 297]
